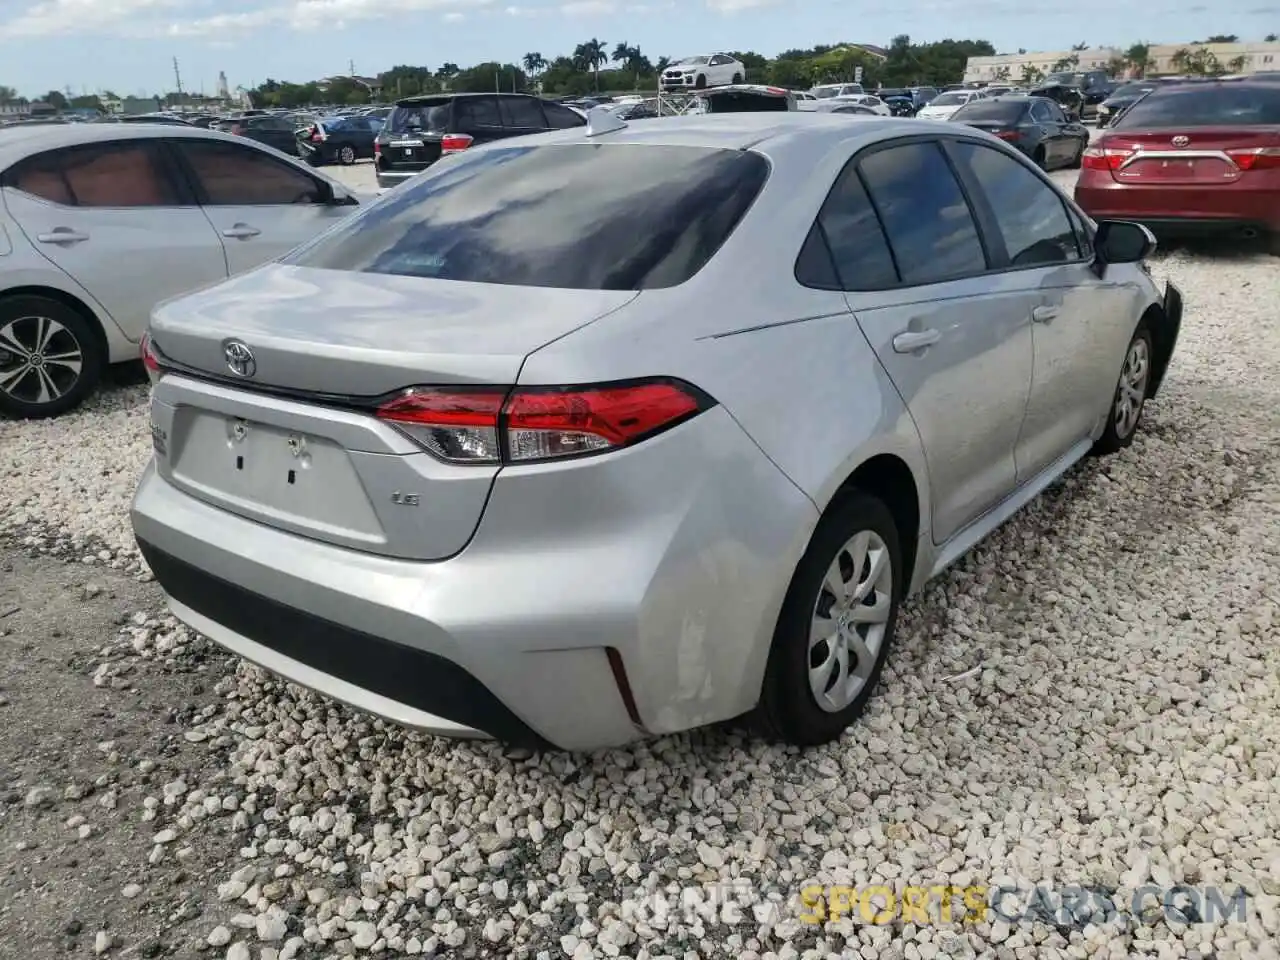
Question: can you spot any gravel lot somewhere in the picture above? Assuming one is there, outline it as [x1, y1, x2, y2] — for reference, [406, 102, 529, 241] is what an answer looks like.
[2, 158, 1279, 960]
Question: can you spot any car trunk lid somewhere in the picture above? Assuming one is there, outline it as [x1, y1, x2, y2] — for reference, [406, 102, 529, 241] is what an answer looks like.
[1101, 127, 1280, 184]
[146, 265, 639, 560]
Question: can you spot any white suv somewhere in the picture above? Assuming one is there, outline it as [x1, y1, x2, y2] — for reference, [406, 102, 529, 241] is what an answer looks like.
[661, 54, 746, 91]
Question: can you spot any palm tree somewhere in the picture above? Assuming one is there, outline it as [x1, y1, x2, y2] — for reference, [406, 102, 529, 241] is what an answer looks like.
[575, 38, 608, 90]
[1170, 47, 1193, 74]
[522, 52, 547, 77]
[1266, 33, 1278, 42]
[0, 85, 17, 106]
[612, 42, 649, 88]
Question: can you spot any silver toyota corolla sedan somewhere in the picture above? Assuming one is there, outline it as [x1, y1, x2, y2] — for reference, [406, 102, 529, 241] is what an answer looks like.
[131, 111, 1182, 751]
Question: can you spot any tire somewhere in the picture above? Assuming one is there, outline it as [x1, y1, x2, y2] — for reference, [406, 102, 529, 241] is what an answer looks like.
[731, 73, 743, 85]
[1067, 142, 1084, 169]
[338, 144, 356, 165]
[694, 74, 707, 90]
[1092, 322, 1153, 456]
[1033, 146, 1047, 170]
[1268, 232, 1280, 257]
[0, 294, 103, 420]
[752, 491, 903, 746]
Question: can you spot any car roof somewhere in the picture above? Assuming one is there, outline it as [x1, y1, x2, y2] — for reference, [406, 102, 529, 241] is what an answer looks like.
[393, 92, 538, 107]
[487, 111, 945, 153]
[0, 122, 278, 171]
[697, 84, 793, 98]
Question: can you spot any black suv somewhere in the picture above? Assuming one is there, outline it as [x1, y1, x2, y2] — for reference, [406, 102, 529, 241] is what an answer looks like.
[374, 93, 586, 189]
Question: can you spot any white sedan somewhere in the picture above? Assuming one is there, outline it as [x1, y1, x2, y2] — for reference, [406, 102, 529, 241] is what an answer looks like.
[0, 123, 366, 417]
[915, 90, 987, 120]
[830, 95, 893, 116]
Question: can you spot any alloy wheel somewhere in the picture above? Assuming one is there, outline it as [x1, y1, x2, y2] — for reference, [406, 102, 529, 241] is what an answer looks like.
[340, 145, 356, 164]
[0, 315, 84, 406]
[1113, 337, 1150, 439]
[807, 530, 894, 713]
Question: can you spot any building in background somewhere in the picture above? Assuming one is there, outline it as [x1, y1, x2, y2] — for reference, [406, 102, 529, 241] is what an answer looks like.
[965, 39, 1280, 83]
[217, 71, 230, 100]
[964, 48, 1121, 83]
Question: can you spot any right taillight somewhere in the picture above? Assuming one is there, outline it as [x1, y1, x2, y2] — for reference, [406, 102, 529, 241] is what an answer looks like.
[1227, 146, 1280, 171]
[375, 379, 713, 465]
[1081, 144, 1134, 170]
[440, 133, 473, 153]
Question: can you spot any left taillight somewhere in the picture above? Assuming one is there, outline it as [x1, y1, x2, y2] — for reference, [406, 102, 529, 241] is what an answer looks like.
[139, 331, 163, 384]
[993, 129, 1020, 141]
[375, 379, 714, 465]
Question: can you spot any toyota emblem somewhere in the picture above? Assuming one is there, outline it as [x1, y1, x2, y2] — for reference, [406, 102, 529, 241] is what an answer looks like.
[222, 339, 256, 378]
[1171, 135, 1190, 147]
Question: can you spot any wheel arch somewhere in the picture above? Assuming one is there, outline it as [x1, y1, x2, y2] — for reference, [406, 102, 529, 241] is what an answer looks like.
[0, 284, 110, 364]
[829, 453, 922, 600]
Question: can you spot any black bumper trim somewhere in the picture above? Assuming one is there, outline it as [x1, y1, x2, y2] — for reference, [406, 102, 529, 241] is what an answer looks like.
[136, 539, 552, 749]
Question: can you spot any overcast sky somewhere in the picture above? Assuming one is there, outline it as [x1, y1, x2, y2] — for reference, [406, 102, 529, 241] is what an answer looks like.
[1, 0, 1277, 98]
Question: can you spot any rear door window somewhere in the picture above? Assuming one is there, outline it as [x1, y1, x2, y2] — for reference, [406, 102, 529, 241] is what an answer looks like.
[285, 143, 769, 290]
[498, 97, 548, 130]
[455, 96, 503, 129]
[857, 141, 988, 285]
[798, 163, 899, 290]
[4, 142, 179, 207]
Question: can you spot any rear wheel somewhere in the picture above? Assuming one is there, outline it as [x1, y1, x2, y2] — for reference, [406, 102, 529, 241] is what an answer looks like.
[338, 144, 356, 165]
[1067, 141, 1084, 169]
[752, 491, 902, 746]
[731, 73, 743, 85]
[0, 295, 103, 419]
[1092, 323, 1153, 455]
[1033, 146, 1047, 170]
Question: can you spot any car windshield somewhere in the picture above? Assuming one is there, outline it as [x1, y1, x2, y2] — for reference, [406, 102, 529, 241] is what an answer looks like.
[811, 86, 844, 99]
[674, 56, 710, 66]
[877, 88, 907, 98]
[930, 92, 968, 106]
[953, 100, 1025, 121]
[1042, 72, 1083, 86]
[285, 144, 770, 290]
[1113, 85, 1280, 128]
[388, 102, 451, 133]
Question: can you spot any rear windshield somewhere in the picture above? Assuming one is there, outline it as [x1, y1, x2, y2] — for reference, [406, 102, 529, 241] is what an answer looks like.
[703, 92, 789, 113]
[930, 92, 969, 106]
[388, 101, 451, 134]
[1113, 85, 1280, 128]
[285, 144, 770, 290]
[952, 100, 1025, 121]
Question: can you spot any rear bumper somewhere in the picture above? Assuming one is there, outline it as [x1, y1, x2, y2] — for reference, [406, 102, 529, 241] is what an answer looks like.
[1075, 179, 1280, 234]
[130, 406, 818, 750]
[374, 168, 425, 189]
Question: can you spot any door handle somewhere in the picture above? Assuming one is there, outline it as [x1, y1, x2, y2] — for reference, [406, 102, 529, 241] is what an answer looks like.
[36, 229, 89, 245]
[221, 224, 261, 239]
[1032, 306, 1059, 323]
[892, 328, 941, 353]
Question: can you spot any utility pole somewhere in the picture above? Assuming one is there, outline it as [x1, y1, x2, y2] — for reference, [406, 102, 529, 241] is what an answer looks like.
[349, 59, 356, 76]
[173, 56, 183, 98]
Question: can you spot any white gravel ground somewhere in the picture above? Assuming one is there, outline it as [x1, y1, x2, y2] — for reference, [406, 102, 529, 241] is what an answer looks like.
[3, 160, 1279, 960]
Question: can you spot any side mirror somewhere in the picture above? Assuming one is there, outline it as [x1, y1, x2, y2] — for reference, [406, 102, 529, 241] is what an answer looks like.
[1094, 220, 1156, 267]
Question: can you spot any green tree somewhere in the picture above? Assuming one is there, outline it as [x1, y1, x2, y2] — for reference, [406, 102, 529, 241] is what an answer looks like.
[452, 62, 527, 94]
[1124, 43, 1152, 77]
[44, 90, 68, 110]
[69, 95, 103, 112]
[1227, 55, 1248, 73]
[1203, 34, 1238, 43]
[522, 52, 547, 78]
[0, 85, 18, 104]
[1050, 53, 1080, 71]
[1266, 33, 1277, 42]
[1020, 63, 1044, 85]
[1106, 56, 1128, 78]
[573, 38, 608, 90]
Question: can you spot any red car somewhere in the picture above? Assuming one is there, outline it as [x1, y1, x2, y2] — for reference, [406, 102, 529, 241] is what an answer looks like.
[1074, 80, 1280, 253]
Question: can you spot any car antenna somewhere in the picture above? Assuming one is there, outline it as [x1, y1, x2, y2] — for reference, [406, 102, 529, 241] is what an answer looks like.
[584, 105, 627, 137]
